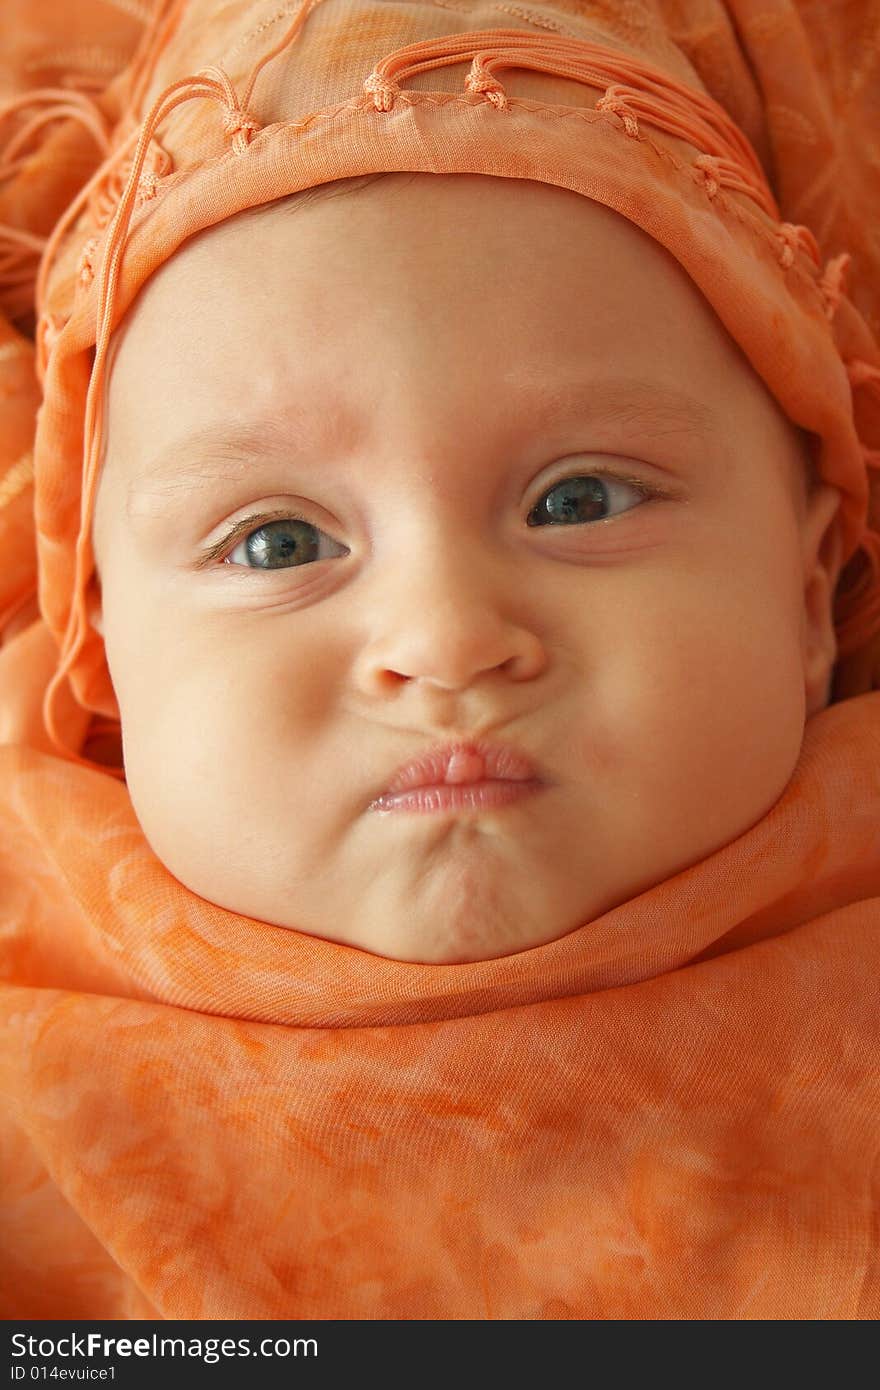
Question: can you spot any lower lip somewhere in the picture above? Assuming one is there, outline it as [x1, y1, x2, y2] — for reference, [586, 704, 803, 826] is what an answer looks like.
[369, 779, 546, 814]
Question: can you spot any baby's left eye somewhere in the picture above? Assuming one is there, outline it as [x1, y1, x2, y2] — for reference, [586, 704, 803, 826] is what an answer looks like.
[225, 518, 347, 569]
[527, 474, 648, 526]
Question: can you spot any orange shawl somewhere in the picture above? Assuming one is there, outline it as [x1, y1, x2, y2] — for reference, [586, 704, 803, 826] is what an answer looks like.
[1, 0, 879, 1319]
[1, 694, 879, 1319]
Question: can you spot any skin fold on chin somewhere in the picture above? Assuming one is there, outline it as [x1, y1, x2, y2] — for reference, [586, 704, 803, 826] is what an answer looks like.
[90, 172, 844, 964]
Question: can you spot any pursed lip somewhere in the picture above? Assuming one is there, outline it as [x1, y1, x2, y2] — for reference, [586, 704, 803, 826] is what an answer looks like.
[378, 738, 543, 797]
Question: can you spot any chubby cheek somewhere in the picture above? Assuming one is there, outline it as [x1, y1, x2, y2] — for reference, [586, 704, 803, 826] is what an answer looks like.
[571, 568, 806, 829]
[109, 597, 336, 831]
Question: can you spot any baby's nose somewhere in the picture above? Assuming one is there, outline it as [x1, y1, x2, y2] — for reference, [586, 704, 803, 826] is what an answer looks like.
[352, 545, 547, 694]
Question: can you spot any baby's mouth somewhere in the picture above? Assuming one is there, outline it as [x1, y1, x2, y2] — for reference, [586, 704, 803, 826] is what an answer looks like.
[369, 738, 548, 815]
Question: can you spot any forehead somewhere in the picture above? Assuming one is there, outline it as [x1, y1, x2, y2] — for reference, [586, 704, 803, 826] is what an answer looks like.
[101, 173, 807, 503]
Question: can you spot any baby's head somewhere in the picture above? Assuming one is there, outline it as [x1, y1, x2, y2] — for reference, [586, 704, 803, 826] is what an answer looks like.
[89, 172, 844, 963]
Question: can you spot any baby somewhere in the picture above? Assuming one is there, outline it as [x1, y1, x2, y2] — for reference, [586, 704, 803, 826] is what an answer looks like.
[90, 170, 844, 965]
[2, 0, 878, 1326]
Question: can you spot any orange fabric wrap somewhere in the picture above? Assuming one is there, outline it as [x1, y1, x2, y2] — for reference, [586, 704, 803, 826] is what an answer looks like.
[1, 0, 879, 1318]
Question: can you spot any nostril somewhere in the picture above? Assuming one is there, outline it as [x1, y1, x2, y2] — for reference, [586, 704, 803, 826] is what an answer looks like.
[379, 670, 410, 690]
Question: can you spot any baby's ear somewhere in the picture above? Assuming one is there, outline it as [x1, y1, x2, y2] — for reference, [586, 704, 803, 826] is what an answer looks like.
[800, 482, 844, 717]
[85, 574, 104, 638]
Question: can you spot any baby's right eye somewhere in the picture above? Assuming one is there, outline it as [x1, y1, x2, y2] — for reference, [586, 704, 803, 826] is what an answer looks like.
[526, 473, 651, 526]
[225, 516, 348, 570]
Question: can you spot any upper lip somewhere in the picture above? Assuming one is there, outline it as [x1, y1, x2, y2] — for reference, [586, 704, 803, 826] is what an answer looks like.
[381, 738, 542, 796]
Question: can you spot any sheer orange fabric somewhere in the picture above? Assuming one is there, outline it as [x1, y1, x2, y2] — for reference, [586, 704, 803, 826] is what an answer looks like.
[1, 0, 879, 1318]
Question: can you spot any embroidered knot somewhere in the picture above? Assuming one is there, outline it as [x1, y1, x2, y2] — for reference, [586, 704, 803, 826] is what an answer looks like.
[464, 58, 509, 110]
[818, 251, 852, 322]
[76, 234, 102, 289]
[364, 71, 399, 112]
[775, 223, 799, 268]
[693, 154, 722, 200]
[87, 136, 172, 230]
[136, 168, 162, 204]
[595, 86, 640, 138]
[221, 103, 260, 153]
[774, 221, 822, 272]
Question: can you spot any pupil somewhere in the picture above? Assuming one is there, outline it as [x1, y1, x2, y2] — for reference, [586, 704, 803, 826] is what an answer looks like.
[247, 520, 319, 568]
[529, 477, 607, 526]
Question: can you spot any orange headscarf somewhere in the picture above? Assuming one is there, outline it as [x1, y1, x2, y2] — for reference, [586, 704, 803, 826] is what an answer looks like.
[1, 0, 879, 1319]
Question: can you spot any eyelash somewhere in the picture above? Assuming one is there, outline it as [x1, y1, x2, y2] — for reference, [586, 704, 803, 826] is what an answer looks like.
[202, 506, 317, 569]
[199, 466, 674, 570]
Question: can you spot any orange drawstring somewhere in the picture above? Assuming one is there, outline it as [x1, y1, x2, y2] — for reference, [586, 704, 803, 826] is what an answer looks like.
[196, 65, 263, 154]
[43, 0, 332, 771]
[87, 120, 173, 229]
[363, 31, 779, 221]
[774, 221, 822, 272]
[32, 126, 139, 337]
[0, 86, 111, 175]
[0, 86, 113, 323]
[463, 55, 509, 109]
[124, 0, 191, 120]
[0, 101, 109, 181]
[819, 252, 853, 321]
[594, 86, 641, 137]
[0, 226, 48, 321]
[239, 0, 326, 112]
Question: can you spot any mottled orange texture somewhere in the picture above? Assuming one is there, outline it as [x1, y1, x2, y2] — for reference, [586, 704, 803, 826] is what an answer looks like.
[1, 695, 879, 1317]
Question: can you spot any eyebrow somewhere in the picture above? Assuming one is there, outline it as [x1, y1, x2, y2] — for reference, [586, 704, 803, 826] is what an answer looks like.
[125, 376, 721, 507]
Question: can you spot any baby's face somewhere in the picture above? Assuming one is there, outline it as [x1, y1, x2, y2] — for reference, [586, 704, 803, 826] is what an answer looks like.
[92, 173, 841, 963]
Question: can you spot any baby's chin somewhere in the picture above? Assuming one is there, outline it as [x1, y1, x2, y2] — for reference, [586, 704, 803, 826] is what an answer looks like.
[278, 913, 581, 966]
[303, 903, 583, 965]
[163, 842, 593, 965]
[330, 864, 635, 963]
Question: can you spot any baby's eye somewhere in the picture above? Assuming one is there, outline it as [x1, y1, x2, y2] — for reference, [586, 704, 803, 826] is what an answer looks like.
[225, 517, 348, 570]
[217, 471, 655, 570]
[527, 473, 648, 526]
